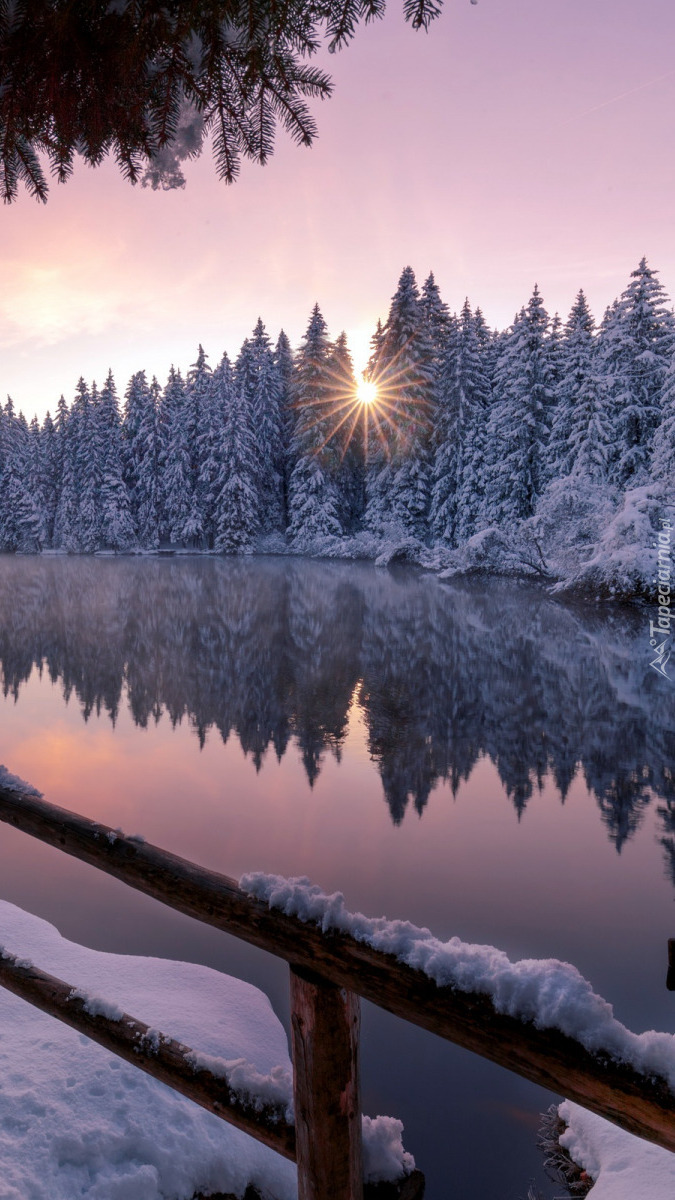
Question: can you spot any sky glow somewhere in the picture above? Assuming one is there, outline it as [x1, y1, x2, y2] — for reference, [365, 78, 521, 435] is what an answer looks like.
[1, 0, 674, 422]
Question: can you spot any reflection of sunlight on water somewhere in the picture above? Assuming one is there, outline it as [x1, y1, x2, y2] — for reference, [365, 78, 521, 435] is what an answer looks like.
[345, 682, 372, 763]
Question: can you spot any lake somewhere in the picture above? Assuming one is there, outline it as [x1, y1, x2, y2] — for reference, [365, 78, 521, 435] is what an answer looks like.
[0, 554, 673, 1200]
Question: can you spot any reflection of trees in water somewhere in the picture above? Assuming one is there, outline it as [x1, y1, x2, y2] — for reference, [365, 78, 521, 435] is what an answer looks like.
[0, 555, 673, 859]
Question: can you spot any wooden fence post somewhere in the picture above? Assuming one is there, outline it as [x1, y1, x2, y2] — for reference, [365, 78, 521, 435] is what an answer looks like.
[290, 965, 363, 1200]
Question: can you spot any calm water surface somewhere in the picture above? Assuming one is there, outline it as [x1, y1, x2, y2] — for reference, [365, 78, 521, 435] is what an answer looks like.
[0, 555, 674, 1200]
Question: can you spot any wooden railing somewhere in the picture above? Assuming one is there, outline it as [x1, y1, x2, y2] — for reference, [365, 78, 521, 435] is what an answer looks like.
[1, 782, 675, 1199]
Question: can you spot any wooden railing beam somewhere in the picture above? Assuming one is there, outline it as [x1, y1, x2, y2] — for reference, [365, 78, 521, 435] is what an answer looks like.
[2, 784, 675, 1155]
[0, 951, 423, 1200]
[0, 950, 296, 1159]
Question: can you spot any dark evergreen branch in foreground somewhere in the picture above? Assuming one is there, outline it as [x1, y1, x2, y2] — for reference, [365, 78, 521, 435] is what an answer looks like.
[0, 0, 448, 202]
[0, 258, 674, 596]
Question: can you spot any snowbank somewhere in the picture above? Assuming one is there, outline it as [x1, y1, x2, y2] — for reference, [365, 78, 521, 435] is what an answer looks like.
[559, 1101, 675, 1200]
[241, 874, 675, 1090]
[0, 901, 413, 1198]
[0, 900, 296, 1200]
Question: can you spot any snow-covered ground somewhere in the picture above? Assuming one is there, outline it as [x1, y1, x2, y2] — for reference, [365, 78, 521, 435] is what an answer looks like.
[0, 901, 413, 1199]
[559, 1101, 675, 1200]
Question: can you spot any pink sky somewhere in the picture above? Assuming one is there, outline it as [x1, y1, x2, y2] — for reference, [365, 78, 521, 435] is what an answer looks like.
[1, 0, 674, 422]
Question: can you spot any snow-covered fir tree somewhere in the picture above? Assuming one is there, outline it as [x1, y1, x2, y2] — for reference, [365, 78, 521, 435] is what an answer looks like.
[183, 345, 213, 545]
[273, 329, 295, 523]
[366, 267, 435, 538]
[97, 371, 135, 551]
[241, 320, 285, 533]
[652, 354, 675, 492]
[420, 272, 452, 363]
[71, 378, 102, 552]
[197, 352, 228, 547]
[39, 410, 60, 545]
[484, 286, 556, 523]
[328, 332, 363, 532]
[0, 399, 44, 552]
[547, 291, 611, 482]
[213, 382, 260, 552]
[430, 298, 490, 545]
[288, 305, 343, 548]
[52, 394, 79, 551]
[124, 371, 162, 548]
[599, 258, 675, 485]
[161, 367, 199, 545]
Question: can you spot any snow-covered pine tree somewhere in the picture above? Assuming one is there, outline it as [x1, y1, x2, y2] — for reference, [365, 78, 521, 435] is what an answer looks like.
[237, 321, 285, 533]
[122, 371, 151, 524]
[70, 377, 101, 551]
[97, 370, 135, 550]
[253, 320, 285, 532]
[197, 351, 228, 547]
[544, 312, 564, 484]
[287, 305, 343, 548]
[652, 354, 675, 491]
[123, 372, 157, 546]
[484, 286, 556, 524]
[128, 373, 162, 548]
[327, 331, 364, 532]
[274, 329, 295, 524]
[0, 399, 44, 552]
[599, 258, 675, 485]
[160, 367, 199, 545]
[363, 319, 389, 534]
[420, 271, 452, 363]
[39, 411, 60, 546]
[431, 299, 491, 544]
[26, 415, 46, 522]
[52, 394, 79, 551]
[547, 291, 605, 479]
[184, 344, 213, 545]
[366, 267, 436, 539]
[213, 381, 260, 552]
[563, 300, 613, 483]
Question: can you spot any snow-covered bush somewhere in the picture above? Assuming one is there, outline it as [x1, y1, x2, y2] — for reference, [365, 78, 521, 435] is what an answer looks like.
[554, 483, 672, 599]
[533, 475, 619, 578]
[439, 525, 548, 579]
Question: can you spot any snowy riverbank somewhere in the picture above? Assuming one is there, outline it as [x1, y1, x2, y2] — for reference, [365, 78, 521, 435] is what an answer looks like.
[24, 480, 673, 607]
[0, 901, 413, 1199]
[559, 1102, 675, 1200]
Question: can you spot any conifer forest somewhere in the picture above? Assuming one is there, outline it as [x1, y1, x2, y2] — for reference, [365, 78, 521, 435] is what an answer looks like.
[1, 257, 673, 598]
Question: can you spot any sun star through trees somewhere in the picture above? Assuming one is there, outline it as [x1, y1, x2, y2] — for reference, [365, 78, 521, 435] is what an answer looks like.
[357, 379, 377, 406]
[293, 359, 409, 466]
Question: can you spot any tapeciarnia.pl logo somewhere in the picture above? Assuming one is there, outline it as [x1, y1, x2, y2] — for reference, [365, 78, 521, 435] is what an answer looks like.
[650, 518, 673, 679]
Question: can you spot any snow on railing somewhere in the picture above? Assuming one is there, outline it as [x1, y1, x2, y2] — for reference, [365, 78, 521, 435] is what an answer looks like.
[2, 772, 675, 1199]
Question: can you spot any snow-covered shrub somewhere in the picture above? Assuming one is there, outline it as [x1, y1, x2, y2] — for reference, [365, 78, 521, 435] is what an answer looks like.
[533, 475, 619, 578]
[439, 525, 548, 579]
[554, 483, 672, 599]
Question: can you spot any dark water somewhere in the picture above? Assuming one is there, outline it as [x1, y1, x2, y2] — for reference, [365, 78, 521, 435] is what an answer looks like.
[0, 555, 674, 1200]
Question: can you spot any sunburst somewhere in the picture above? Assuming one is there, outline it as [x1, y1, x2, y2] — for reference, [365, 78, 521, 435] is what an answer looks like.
[356, 378, 377, 406]
[292, 338, 434, 464]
